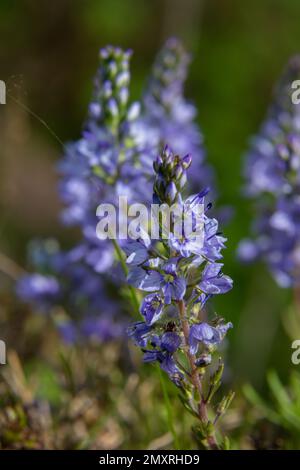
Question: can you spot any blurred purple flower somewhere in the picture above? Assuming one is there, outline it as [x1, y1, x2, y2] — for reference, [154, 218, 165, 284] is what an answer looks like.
[239, 56, 300, 287]
[16, 274, 60, 310]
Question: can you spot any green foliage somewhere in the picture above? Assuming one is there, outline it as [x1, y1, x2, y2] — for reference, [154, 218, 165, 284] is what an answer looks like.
[244, 370, 300, 448]
[1, 0, 300, 450]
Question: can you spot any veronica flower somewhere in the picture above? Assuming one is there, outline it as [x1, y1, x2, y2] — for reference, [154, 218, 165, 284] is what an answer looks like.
[143, 331, 182, 380]
[16, 273, 61, 310]
[123, 232, 152, 266]
[239, 56, 300, 287]
[134, 38, 214, 193]
[17, 239, 127, 344]
[127, 321, 182, 382]
[140, 293, 164, 325]
[127, 321, 152, 347]
[128, 259, 186, 304]
[59, 45, 142, 233]
[189, 321, 233, 355]
[199, 263, 233, 295]
[17, 40, 220, 347]
[125, 147, 233, 449]
[17, 46, 141, 342]
[144, 350, 181, 380]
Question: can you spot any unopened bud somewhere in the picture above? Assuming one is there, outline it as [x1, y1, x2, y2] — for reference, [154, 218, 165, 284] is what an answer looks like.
[179, 170, 187, 188]
[107, 98, 118, 117]
[165, 182, 177, 203]
[182, 153, 192, 169]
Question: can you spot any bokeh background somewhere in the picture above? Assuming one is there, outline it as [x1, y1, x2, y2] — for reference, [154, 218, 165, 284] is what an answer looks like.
[0, 0, 300, 413]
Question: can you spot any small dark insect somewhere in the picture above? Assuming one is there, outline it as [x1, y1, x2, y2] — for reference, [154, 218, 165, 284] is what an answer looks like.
[165, 321, 176, 332]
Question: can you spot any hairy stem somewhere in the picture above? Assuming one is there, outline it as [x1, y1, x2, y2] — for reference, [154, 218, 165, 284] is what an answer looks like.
[177, 299, 218, 450]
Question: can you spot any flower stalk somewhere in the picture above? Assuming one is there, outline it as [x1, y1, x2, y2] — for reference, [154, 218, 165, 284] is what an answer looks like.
[124, 146, 233, 449]
[178, 299, 218, 449]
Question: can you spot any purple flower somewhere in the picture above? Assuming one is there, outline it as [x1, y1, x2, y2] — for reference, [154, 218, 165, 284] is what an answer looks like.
[128, 259, 186, 304]
[123, 233, 151, 267]
[142, 331, 182, 382]
[199, 263, 233, 295]
[84, 240, 115, 273]
[237, 239, 259, 262]
[18, 39, 229, 361]
[194, 292, 212, 309]
[127, 267, 162, 292]
[81, 315, 125, 341]
[17, 45, 149, 344]
[239, 56, 300, 287]
[201, 217, 227, 262]
[165, 181, 177, 203]
[127, 321, 152, 347]
[16, 274, 60, 309]
[168, 191, 207, 257]
[140, 293, 164, 325]
[160, 331, 181, 352]
[135, 38, 214, 193]
[189, 322, 233, 355]
[143, 349, 181, 381]
[144, 350, 181, 380]
[125, 143, 234, 437]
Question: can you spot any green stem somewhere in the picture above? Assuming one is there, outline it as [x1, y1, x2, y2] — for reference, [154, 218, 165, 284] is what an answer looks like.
[111, 239, 140, 316]
[294, 285, 300, 318]
[157, 365, 180, 450]
[177, 299, 219, 450]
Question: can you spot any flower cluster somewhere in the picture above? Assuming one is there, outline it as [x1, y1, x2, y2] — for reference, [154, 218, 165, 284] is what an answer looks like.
[134, 37, 214, 192]
[125, 146, 233, 448]
[17, 40, 216, 344]
[16, 239, 125, 343]
[238, 56, 300, 287]
[17, 46, 142, 342]
[59, 45, 143, 234]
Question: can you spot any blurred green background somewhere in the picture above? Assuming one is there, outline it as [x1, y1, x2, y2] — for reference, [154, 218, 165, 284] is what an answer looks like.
[0, 0, 300, 390]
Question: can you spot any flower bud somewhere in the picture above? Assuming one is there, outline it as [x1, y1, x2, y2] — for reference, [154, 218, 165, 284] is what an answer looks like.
[163, 145, 173, 165]
[153, 155, 163, 173]
[107, 98, 118, 117]
[182, 153, 192, 169]
[277, 143, 289, 160]
[89, 102, 101, 119]
[116, 71, 130, 88]
[165, 182, 177, 203]
[127, 102, 140, 121]
[108, 61, 118, 78]
[174, 164, 183, 181]
[119, 87, 129, 107]
[103, 81, 112, 98]
[179, 170, 187, 188]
